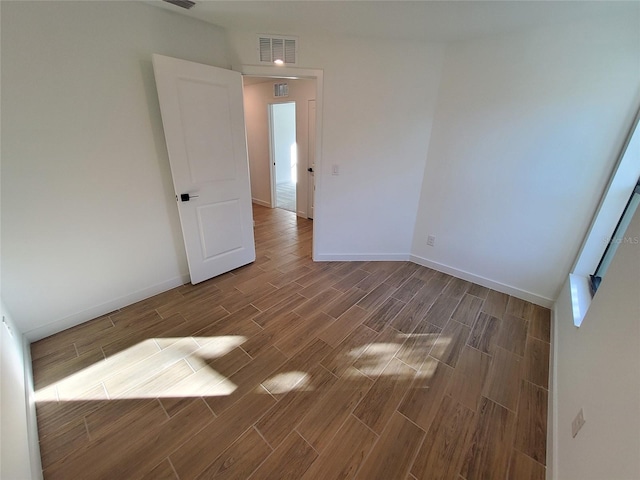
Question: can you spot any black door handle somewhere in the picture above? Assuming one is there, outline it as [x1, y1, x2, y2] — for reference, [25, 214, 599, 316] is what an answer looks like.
[179, 193, 199, 202]
[307, 167, 314, 173]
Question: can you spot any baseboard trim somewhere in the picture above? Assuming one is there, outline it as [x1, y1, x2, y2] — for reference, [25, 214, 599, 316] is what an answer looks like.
[314, 253, 411, 262]
[23, 335, 44, 480]
[549, 305, 559, 480]
[252, 198, 271, 208]
[24, 274, 190, 342]
[409, 255, 554, 308]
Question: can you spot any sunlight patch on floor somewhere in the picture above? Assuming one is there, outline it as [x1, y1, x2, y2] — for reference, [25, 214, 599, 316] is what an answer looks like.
[35, 336, 246, 402]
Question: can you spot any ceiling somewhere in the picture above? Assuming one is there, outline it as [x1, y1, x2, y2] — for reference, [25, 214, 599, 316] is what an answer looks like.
[148, 0, 637, 43]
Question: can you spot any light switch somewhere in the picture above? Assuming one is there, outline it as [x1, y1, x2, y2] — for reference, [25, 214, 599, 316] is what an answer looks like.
[332, 164, 339, 175]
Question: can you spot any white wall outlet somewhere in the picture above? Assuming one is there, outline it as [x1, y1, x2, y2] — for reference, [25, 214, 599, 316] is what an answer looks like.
[427, 235, 436, 247]
[571, 408, 586, 438]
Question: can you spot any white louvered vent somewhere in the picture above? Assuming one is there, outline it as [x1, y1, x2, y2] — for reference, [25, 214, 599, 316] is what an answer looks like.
[257, 35, 297, 65]
[274, 83, 289, 98]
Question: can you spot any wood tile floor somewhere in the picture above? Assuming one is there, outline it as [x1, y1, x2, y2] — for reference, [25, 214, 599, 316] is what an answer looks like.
[31, 205, 551, 480]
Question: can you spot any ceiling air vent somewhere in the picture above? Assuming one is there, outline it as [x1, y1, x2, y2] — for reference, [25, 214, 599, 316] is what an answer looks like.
[258, 35, 297, 65]
[162, 0, 196, 10]
[274, 83, 289, 98]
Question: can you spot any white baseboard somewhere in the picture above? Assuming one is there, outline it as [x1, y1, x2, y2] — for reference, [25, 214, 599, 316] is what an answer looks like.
[409, 255, 554, 308]
[548, 306, 559, 480]
[23, 335, 43, 480]
[314, 253, 411, 262]
[24, 274, 190, 342]
[252, 198, 271, 208]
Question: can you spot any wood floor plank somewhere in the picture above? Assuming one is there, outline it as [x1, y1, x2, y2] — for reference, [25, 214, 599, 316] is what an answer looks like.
[248, 431, 317, 480]
[529, 306, 551, 343]
[362, 297, 406, 333]
[297, 369, 373, 452]
[321, 325, 379, 377]
[357, 282, 397, 311]
[482, 290, 509, 319]
[103, 337, 200, 398]
[482, 346, 522, 412]
[240, 311, 301, 358]
[353, 357, 416, 433]
[467, 284, 490, 299]
[111, 398, 215, 479]
[423, 295, 461, 329]
[170, 390, 276, 479]
[395, 321, 441, 371]
[273, 311, 336, 357]
[352, 326, 405, 379]
[204, 346, 288, 414]
[392, 276, 428, 303]
[255, 365, 338, 448]
[522, 336, 550, 389]
[194, 427, 272, 480]
[39, 417, 89, 470]
[496, 313, 528, 357]
[383, 262, 421, 288]
[398, 357, 454, 432]
[332, 269, 371, 293]
[507, 449, 546, 480]
[461, 396, 516, 480]
[44, 399, 169, 480]
[451, 293, 484, 327]
[354, 412, 426, 480]
[441, 277, 471, 300]
[141, 459, 178, 480]
[262, 339, 332, 395]
[429, 319, 471, 368]
[446, 345, 492, 412]
[324, 287, 368, 319]
[390, 294, 434, 334]
[294, 288, 342, 317]
[467, 312, 501, 355]
[318, 305, 370, 347]
[186, 345, 252, 376]
[410, 395, 476, 480]
[515, 380, 548, 465]
[301, 415, 378, 480]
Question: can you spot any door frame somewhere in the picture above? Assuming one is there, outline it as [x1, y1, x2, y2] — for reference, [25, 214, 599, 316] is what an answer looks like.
[236, 65, 324, 261]
[268, 101, 297, 212]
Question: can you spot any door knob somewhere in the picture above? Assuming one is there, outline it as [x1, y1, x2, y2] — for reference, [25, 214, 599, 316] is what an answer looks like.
[179, 193, 199, 202]
[307, 167, 314, 173]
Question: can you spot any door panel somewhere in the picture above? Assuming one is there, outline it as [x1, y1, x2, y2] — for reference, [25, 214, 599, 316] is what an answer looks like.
[152, 54, 255, 284]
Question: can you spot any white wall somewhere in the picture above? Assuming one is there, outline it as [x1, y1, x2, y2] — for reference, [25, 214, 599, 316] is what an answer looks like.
[1, 301, 41, 480]
[243, 79, 315, 215]
[552, 207, 640, 480]
[273, 102, 296, 185]
[411, 13, 640, 305]
[230, 31, 445, 259]
[1, 1, 230, 339]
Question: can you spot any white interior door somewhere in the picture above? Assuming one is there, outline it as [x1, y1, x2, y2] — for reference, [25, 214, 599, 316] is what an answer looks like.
[308, 99, 316, 219]
[152, 54, 255, 284]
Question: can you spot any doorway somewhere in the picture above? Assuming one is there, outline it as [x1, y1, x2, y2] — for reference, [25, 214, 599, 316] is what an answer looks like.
[269, 102, 297, 213]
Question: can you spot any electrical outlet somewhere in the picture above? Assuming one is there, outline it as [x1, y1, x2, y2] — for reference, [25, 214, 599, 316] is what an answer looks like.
[427, 235, 436, 247]
[572, 408, 586, 438]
